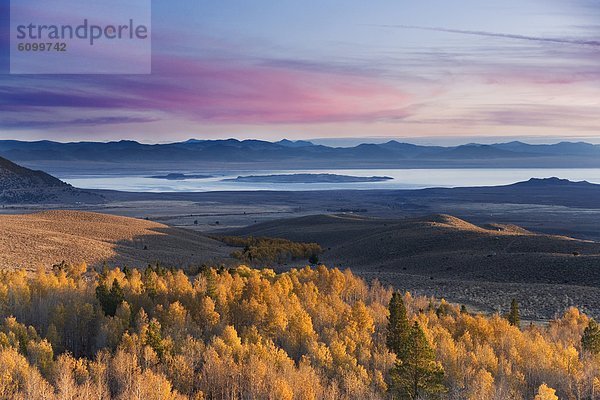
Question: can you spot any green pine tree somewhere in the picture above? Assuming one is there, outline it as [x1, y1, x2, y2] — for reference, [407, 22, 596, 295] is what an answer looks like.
[110, 279, 124, 303]
[145, 318, 166, 358]
[508, 299, 520, 327]
[96, 278, 125, 317]
[387, 292, 410, 358]
[582, 319, 600, 355]
[390, 321, 446, 399]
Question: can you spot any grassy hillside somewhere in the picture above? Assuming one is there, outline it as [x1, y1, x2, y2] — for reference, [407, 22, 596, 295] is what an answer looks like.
[229, 213, 600, 284]
[228, 214, 600, 319]
[0, 211, 233, 270]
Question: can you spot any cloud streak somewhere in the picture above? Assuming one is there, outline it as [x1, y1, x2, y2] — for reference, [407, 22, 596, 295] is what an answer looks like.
[0, 116, 158, 129]
[377, 25, 600, 47]
[0, 55, 413, 128]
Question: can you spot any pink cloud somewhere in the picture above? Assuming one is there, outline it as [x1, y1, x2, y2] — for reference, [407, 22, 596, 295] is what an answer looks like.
[2, 55, 413, 126]
[126, 56, 413, 124]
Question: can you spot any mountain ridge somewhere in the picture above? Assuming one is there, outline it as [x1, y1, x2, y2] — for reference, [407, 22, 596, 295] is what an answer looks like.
[2, 139, 599, 170]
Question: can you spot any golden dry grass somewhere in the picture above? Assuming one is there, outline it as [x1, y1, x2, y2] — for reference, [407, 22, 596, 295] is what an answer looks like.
[0, 210, 233, 270]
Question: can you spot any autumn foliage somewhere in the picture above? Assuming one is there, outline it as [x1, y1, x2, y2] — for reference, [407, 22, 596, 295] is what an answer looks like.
[0, 263, 598, 399]
[216, 235, 322, 264]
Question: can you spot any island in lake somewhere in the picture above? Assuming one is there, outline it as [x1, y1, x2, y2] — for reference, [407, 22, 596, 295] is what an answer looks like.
[149, 173, 213, 180]
[223, 173, 393, 183]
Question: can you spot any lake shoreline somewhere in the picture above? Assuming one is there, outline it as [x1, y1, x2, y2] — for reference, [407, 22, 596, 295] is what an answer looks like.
[60, 168, 600, 192]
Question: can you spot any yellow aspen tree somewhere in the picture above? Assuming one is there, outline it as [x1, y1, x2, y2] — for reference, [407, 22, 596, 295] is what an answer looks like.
[534, 383, 558, 400]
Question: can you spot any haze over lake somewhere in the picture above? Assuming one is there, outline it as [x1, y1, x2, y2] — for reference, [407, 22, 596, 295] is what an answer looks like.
[61, 168, 600, 192]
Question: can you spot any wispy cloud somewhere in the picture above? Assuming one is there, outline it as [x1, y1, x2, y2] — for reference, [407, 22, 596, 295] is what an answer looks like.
[0, 116, 158, 129]
[376, 25, 600, 47]
[0, 55, 413, 127]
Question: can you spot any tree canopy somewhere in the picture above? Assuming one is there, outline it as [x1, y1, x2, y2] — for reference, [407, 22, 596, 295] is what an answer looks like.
[0, 264, 597, 399]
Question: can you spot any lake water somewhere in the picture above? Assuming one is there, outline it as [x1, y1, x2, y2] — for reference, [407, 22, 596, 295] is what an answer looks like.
[61, 168, 600, 192]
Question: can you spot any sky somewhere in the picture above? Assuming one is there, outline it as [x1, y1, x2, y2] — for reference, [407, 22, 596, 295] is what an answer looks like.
[0, 0, 599, 143]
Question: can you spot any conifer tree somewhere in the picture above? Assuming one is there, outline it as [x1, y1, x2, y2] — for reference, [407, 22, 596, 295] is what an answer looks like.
[387, 292, 410, 357]
[390, 321, 446, 399]
[508, 299, 520, 327]
[582, 319, 600, 355]
[146, 318, 166, 358]
[96, 278, 125, 317]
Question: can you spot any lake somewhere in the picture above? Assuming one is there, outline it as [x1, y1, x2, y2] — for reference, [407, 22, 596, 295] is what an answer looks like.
[61, 168, 600, 192]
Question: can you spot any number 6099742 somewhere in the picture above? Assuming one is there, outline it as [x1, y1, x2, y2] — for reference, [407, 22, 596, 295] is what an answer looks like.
[17, 42, 67, 52]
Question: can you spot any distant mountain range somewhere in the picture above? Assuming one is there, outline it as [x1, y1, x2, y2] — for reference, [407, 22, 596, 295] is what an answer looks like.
[0, 156, 104, 204]
[1, 139, 600, 172]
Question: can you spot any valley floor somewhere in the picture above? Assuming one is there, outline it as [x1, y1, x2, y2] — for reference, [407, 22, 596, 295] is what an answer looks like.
[2, 188, 600, 321]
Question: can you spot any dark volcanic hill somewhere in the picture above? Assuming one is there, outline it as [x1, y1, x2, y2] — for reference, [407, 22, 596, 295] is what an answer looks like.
[0, 156, 65, 188]
[0, 156, 104, 204]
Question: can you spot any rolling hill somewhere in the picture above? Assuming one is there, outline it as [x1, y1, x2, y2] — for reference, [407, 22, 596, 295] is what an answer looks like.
[229, 213, 600, 285]
[227, 213, 600, 319]
[0, 211, 234, 270]
[2, 208, 600, 319]
[0, 155, 104, 204]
